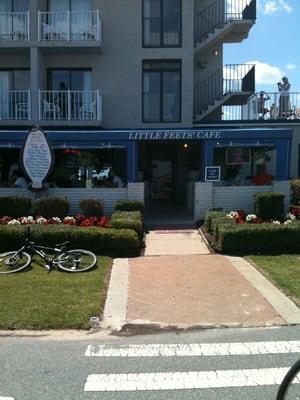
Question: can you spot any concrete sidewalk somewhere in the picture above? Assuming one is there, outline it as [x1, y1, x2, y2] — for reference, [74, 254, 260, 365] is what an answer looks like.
[102, 230, 300, 332]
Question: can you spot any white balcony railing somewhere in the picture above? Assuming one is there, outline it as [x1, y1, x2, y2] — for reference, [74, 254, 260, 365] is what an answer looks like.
[39, 90, 102, 122]
[222, 92, 300, 121]
[0, 12, 29, 41]
[0, 90, 31, 120]
[38, 10, 101, 42]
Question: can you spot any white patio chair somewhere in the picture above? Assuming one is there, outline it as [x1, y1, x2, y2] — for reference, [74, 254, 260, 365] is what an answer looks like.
[42, 99, 60, 120]
[15, 102, 29, 120]
[80, 100, 96, 120]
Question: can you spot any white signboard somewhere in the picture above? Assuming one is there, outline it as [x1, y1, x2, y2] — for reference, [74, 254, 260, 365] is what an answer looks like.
[20, 127, 54, 191]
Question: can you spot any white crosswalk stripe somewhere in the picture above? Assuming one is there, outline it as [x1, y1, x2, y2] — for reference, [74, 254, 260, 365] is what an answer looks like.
[84, 368, 299, 392]
[85, 340, 300, 357]
[83, 340, 300, 393]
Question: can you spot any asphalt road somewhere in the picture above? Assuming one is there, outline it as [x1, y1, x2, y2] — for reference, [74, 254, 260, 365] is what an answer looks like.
[0, 325, 300, 400]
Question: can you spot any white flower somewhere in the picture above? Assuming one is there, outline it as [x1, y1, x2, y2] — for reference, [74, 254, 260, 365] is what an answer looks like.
[52, 217, 62, 224]
[8, 219, 21, 225]
[246, 214, 257, 222]
[64, 216, 75, 223]
[272, 220, 281, 225]
[284, 220, 293, 225]
[20, 216, 34, 225]
[286, 213, 296, 221]
[27, 216, 34, 222]
[227, 211, 238, 219]
[36, 217, 47, 224]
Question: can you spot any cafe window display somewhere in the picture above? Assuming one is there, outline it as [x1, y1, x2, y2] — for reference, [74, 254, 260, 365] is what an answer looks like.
[0, 148, 127, 189]
[213, 146, 277, 186]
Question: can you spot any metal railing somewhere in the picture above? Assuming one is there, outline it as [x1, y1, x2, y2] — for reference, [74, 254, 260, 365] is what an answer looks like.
[0, 12, 29, 41]
[194, 0, 256, 44]
[39, 90, 102, 121]
[194, 64, 255, 117]
[38, 10, 101, 42]
[0, 90, 31, 120]
[222, 92, 300, 120]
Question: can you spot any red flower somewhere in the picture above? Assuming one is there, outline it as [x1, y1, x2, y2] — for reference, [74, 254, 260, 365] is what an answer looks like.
[97, 216, 110, 228]
[0, 216, 11, 225]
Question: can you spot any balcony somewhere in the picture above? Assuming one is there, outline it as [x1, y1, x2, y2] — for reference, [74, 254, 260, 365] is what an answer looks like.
[38, 10, 102, 52]
[0, 12, 30, 43]
[0, 90, 31, 121]
[38, 90, 102, 123]
[222, 92, 300, 121]
[194, 0, 256, 54]
[194, 64, 255, 121]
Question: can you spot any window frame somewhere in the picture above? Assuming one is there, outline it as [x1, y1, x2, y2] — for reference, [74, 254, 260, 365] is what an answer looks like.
[142, 59, 182, 123]
[47, 68, 92, 91]
[142, 0, 182, 48]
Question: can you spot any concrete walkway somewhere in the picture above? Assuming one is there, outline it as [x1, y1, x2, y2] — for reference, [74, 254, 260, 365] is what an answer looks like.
[144, 230, 210, 256]
[102, 230, 300, 332]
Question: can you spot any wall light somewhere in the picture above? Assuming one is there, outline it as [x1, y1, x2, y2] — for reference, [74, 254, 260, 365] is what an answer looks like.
[213, 49, 219, 56]
[184, 143, 188, 149]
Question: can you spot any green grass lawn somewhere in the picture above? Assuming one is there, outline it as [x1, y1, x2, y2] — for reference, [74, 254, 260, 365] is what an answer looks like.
[247, 255, 300, 306]
[0, 256, 112, 330]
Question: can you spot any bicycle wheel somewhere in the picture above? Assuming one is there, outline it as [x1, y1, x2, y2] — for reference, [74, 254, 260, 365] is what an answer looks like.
[0, 251, 31, 274]
[277, 359, 300, 399]
[56, 249, 97, 272]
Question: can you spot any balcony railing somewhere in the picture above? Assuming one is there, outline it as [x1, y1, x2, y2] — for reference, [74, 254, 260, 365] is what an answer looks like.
[39, 90, 102, 122]
[194, 0, 256, 44]
[0, 90, 31, 120]
[0, 12, 29, 41]
[38, 10, 101, 42]
[222, 92, 300, 121]
[194, 64, 255, 117]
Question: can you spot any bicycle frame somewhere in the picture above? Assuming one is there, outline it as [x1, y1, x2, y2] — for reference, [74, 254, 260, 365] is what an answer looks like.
[14, 242, 66, 271]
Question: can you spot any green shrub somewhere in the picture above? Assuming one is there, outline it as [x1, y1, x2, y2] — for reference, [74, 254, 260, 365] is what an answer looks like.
[35, 197, 69, 219]
[0, 196, 32, 218]
[255, 192, 285, 221]
[204, 211, 227, 233]
[0, 225, 140, 257]
[216, 222, 300, 255]
[79, 199, 103, 217]
[291, 179, 300, 206]
[110, 218, 143, 242]
[111, 211, 142, 221]
[115, 200, 145, 213]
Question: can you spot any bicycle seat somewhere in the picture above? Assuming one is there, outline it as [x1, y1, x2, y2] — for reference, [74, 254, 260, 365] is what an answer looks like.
[56, 241, 70, 248]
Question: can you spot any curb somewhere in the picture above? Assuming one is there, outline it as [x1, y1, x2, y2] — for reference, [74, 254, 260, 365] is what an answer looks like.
[228, 256, 300, 325]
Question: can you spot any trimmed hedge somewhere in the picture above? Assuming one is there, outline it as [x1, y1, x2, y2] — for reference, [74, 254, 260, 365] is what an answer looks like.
[110, 210, 144, 242]
[79, 199, 103, 217]
[291, 179, 300, 206]
[254, 192, 284, 221]
[0, 225, 140, 257]
[204, 211, 300, 255]
[0, 196, 32, 218]
[115, 200, 145, 213]
[35, 197, 69, 219]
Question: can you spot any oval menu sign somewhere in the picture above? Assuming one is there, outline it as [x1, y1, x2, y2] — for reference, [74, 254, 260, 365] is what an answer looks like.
[20, 127, 54, 191]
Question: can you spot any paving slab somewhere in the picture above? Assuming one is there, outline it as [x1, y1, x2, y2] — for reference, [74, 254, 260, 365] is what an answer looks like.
[127, 255, 285, 328]
[144, 230, 210, 256]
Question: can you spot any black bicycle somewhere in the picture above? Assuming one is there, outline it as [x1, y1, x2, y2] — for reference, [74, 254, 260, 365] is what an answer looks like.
[0, 228, 97, 274]
[277, 358, 300, 399]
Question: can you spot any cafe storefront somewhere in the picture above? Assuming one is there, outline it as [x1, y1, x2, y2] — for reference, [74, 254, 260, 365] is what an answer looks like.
[0, 127, 293, 219]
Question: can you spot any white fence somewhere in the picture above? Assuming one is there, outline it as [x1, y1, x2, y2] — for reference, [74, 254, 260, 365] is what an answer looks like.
[0, 12, 29, 41]
[0, 183, 145, 216]
[39, 90, 102, 121]
[194, 181, 291, 220]
[38, 10, 101, 42]
[0, 90, 31, 120]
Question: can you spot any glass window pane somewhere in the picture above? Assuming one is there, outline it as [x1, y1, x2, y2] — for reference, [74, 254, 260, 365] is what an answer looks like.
[163, 71, 180, 121]
[143, 0, 161, 46]
[71, 0, 91, 11]
[163, 0, 181, 46]
[50, 70, 70, 90]
[13, 70, 30, 89]
[14, 0, 29, 12]
[143, 72, 161, 122]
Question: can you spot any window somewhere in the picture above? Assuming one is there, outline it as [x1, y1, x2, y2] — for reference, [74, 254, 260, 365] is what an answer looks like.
[143, 0, 182, 47]
[143, 60, 181, 123]
[48, 69, 92, 91]
[0, 70, 30, 119]
[48, 0, 91, 11]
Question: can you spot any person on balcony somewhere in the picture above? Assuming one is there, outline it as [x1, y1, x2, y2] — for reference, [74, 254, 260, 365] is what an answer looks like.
[278, 76, 291, 118]
[258, 91, 270, 119]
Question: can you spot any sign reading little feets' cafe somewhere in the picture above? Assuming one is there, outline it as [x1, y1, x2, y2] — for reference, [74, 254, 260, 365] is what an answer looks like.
[128, 130, 222, 140]
[20, 127, 54, 191]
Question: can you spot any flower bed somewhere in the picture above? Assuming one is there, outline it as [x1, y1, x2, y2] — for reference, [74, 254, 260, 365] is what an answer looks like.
[226, 209, 299, 225]
[0, 215, 110, 228]
[204, 210, 300, 255]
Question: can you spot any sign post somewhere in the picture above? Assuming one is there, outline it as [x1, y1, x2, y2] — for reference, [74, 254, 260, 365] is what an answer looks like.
[20, 127, 54, 191]
[205, 166, 221, 182]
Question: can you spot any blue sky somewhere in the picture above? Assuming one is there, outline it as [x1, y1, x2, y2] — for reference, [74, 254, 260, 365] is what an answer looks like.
[224, 0, 300, 93]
